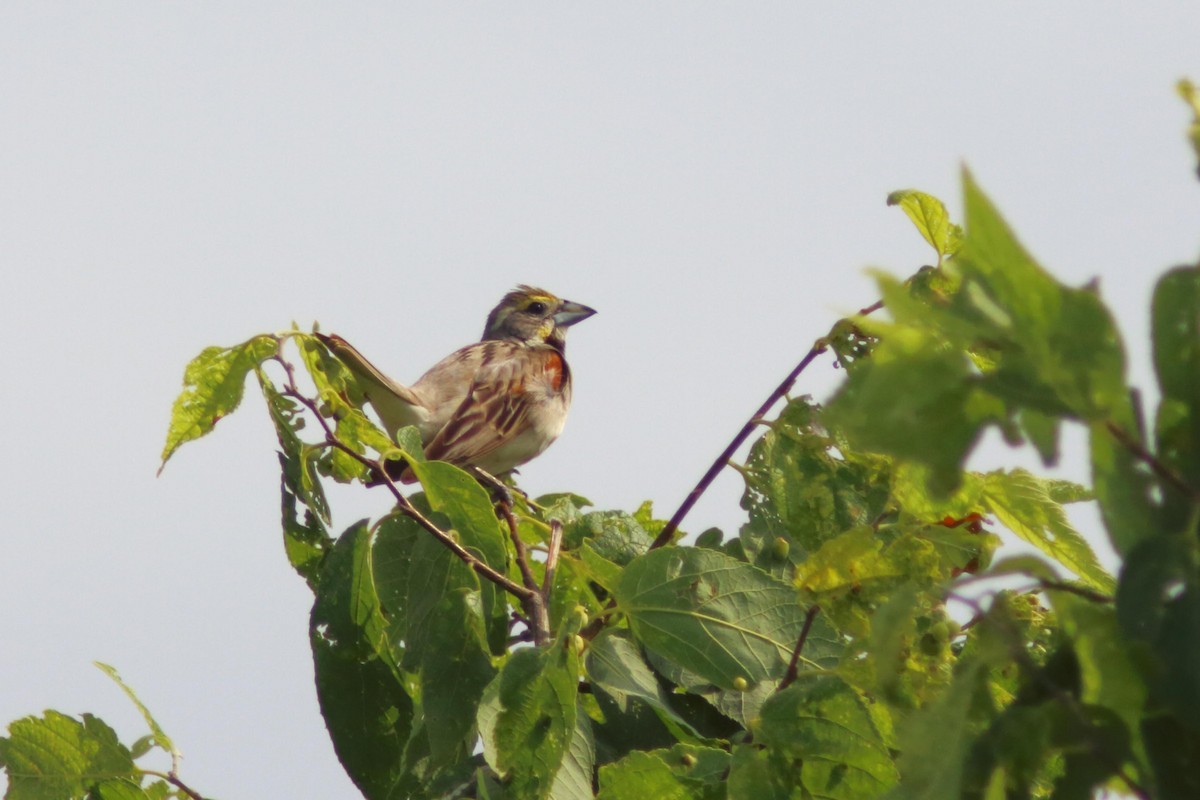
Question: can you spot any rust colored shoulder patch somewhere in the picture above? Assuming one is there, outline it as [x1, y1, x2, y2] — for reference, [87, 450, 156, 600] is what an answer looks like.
[542, 350, 567, 392]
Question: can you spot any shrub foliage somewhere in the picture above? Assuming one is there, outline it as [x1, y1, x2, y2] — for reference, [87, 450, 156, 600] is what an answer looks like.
[4, 89, 1200, 800]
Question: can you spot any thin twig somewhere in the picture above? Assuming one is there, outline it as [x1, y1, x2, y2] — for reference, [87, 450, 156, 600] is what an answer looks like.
[500, 500, 541, 595]
[499, 498, 550, 644]
[777, 605, 821, 692]
[858, 299, 885, 315]
[272, 354, 534, 601]
[142, 770, 205, 800]
[1032, 580, 1114, 604]
[168, 772, 206, 800]
[651, 342, 830, 549]
[652, 300, 886, 549]
[1105, 419, 1200, 501]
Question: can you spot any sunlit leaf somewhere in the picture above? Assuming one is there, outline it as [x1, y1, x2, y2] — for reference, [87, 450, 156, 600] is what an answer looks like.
[887, 189, 962, 261]
[981, 469, 1115, 592]
[825, 322, 1005, 495]
[159, 335, 278, 470]
[0, 712, 135, 800]
[1179, 79, 1200, 180]
[741, 397, 891, 566]
[957, 170, 1128, 420]
[92, 664, 175, 763]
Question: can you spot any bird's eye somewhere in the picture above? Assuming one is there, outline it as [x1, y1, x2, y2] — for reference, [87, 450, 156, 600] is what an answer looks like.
[526, 301, 547, 315]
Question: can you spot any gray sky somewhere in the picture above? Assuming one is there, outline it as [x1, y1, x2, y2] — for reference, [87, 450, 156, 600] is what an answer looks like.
[3, 3, 1198, 797]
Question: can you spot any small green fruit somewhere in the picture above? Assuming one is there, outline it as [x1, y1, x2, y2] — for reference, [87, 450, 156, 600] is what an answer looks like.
[770, 537, 791, 560]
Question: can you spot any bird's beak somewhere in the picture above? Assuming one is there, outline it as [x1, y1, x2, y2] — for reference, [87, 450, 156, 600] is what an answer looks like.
[554, 300, 597, 328]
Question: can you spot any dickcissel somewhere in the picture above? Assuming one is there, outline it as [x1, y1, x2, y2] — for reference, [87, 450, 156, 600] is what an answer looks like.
[317, 286, 595, 482]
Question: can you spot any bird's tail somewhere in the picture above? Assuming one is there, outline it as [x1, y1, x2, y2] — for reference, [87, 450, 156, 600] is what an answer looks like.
[314, 333, 426, 436]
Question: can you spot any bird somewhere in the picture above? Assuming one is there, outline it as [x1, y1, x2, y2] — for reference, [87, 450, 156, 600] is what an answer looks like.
[316, 285, 595, 483]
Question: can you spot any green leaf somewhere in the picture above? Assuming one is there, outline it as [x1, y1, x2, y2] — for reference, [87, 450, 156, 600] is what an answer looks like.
[277, 452, 333, 589]
[894, 660, 986, 799]
[1090, 418, 1160, 555]
[824, 321, 1005, 495]
[632, 500, 670, 543]
[740, 396, 891, 565]
[1179, 78, 1200, 180]
[547, 709, 596, 800]
[404, 461, 511, 655]
[420, 588, 497, 769]
[371, 511, 421, 666]
[957, 170, 1128, 420]
[92, 664, 175, 762]
[1049, 592, 1145, 737]
[887, 189, 962, 261]
[93, 779, 172, 800]
[579, 542, 624, 594]
[981, 469, 1115, 592]
[398, 502, 490, 672]
[795, 524, 991, 639]
[595, 751, 690, 800]
[615, 547, 818, 690]
[258, 371, 335, 587]
[491, 643, 580, 800]
[1156, 581, 1200, 729]
[796, 528, 930, 593]
[310, 520, 412, 798]
[1143, 712, 1200, 798]
[596, 746, 728, 800]
[159, 335, 279, 470]
[727, 745, 793, 800]
[0, 711, 136, 800]
[586, 629, 702, 741]
[393, 424, 426, 461]
[756, 676, 899, 799]
[1018, 408, 1060, 465]
[569, 510, 653, 566]
[1152, 266, 1200, 494]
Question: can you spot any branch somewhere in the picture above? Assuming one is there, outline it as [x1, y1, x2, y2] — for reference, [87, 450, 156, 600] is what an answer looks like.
[499, 497, 550, 644]
[651, 343, 829, 549]
[652, 300, 887, 550]
[272, 355, 535, 602]
[1105, 420, 1200, 502]
[143, 770, 205, 800]
[777, 605, 821, 692]
[1032, 579, 1114, 604]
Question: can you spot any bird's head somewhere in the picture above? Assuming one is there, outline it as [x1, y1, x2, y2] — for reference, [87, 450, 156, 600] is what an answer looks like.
[483, 285, 596, 348]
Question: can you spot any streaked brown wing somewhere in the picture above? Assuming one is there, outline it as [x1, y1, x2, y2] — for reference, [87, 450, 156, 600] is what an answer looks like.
[423, 351, 534, 466]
